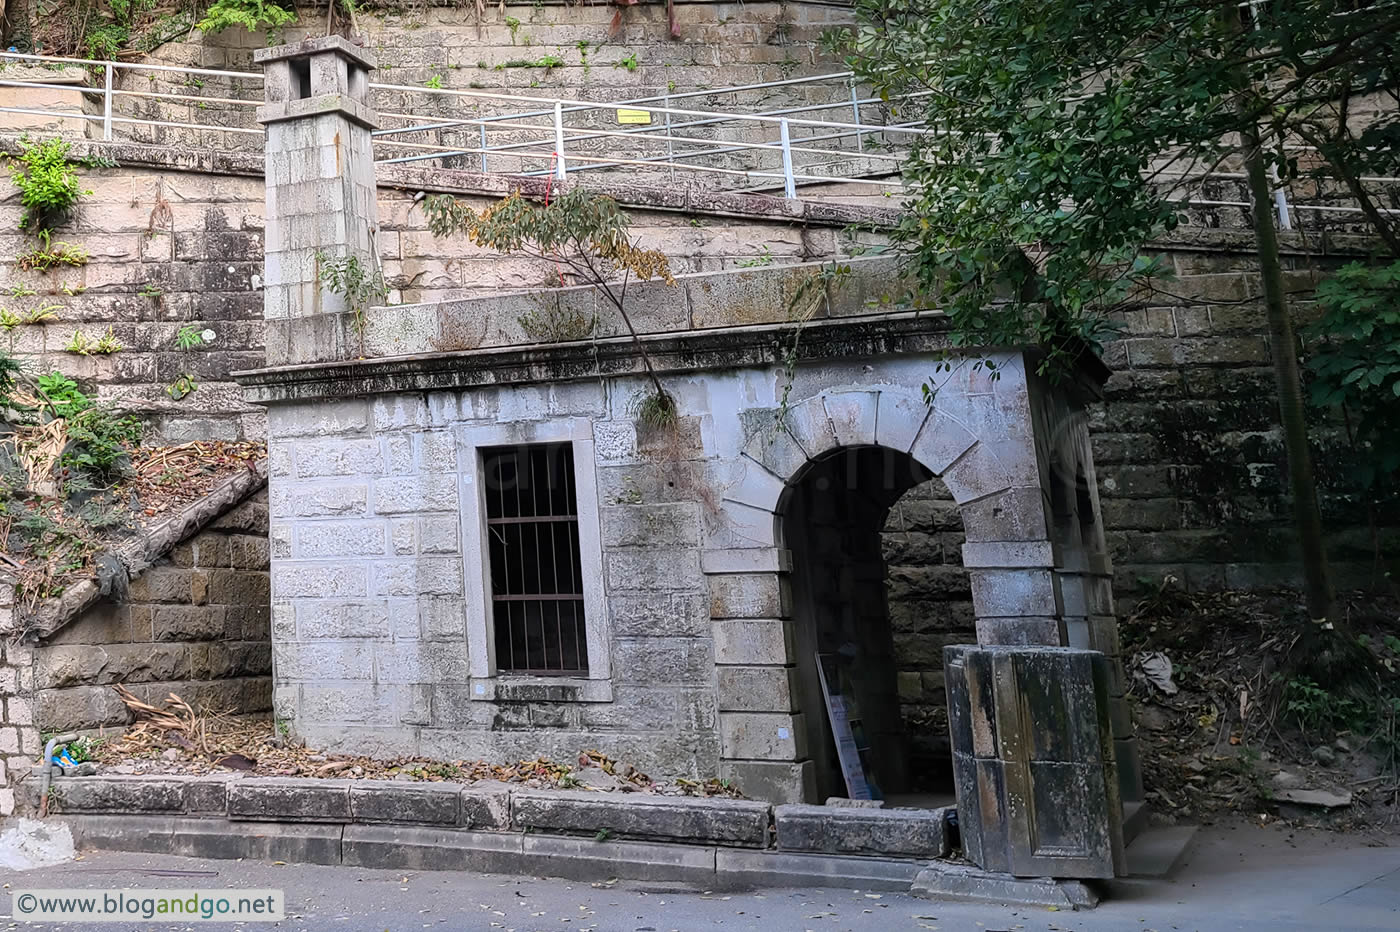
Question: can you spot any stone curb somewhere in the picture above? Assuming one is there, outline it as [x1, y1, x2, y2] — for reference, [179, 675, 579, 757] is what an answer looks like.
[36, 779, 1098, 906]
[55, 813, 919, 890]
[31, 775, 953, 858]
[912, 863, 1101, 909]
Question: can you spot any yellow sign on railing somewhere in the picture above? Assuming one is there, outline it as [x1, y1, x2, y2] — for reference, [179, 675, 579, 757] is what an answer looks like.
[616, 108, 652, 125]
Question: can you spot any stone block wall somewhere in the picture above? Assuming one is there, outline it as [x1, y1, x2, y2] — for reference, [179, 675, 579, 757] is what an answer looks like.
[0, 153, 269, 444]
[0, 144, 858, 443]
[0, 491, 273, 811]
[112, 0, 858, 188]
[880, 477, 972, 777]
[1090, 234, 1400, 602]
[265, 386, 723, 776]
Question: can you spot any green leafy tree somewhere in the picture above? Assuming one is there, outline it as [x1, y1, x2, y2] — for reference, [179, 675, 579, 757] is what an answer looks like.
[1306, 260, 1400, 575]
[421, 189, 677, 416]
[840, 0, 1400, 622]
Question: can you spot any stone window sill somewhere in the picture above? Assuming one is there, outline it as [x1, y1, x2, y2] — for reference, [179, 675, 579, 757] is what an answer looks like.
[467, 676, 613, 703]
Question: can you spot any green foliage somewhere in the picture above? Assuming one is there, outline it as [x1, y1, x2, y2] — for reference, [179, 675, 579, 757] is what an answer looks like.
[23, 304, 60, 325]
[505, 15, 522, 42]
[1306, 260, 1400, 496]
[629, 389, 678, 432]
[37, 372, 91, 419]
[421, 188, 676, 401]
[196, 0, 297, 34]
[31, 371, 140, 479]
[497, 55, 565, 70]
[0, 308, 21, 331]
[0, 349, 22, 406]
[175, 324, 204, 351]
[316, 251, 387, 347]
[424, 73, 444, 90]
[841, 0, 1399, 378]
[6, 137, 89, 233]
[17, 240, 89, 273]
[66, 735, 103, 763]
[64, 327, 122, 356]
[614, 52, 639, 72]
[1280, 675, 1368, 736]
[420, 190, 673, 286]
[167, 326, 204, 400]
[62, 405, 142, 477]
[736, 246, 774, 269]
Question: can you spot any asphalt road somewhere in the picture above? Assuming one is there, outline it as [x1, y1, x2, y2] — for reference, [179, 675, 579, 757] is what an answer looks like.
[1, 820, 1397, 931]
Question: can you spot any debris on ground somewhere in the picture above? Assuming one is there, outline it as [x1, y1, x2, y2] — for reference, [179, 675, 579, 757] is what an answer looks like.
[1, 366, 265, 611]
[91, 689, 743, 798]
[1123, 580, 1400, 832]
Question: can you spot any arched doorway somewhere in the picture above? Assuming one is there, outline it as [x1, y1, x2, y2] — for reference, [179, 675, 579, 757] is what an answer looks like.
[780, 445, 966, 804]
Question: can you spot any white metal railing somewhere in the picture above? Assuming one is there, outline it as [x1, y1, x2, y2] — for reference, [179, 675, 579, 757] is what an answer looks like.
[1, 49, 1397, 220]
[0, 50, 914, 198]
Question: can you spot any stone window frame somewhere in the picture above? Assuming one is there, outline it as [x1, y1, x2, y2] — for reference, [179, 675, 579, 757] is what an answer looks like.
[458, 417, 612, 702]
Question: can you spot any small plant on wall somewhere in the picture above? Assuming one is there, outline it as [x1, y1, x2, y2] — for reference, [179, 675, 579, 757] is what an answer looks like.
[316, 251, 387, 358]
[166, 325, 209, 400]
[419, 188, 677, 427]
[6, 137, 90, 234]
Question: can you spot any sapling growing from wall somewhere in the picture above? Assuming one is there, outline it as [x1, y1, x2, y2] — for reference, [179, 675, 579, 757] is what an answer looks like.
[420, 188, 678, 424]
[316, 251, 388, 358]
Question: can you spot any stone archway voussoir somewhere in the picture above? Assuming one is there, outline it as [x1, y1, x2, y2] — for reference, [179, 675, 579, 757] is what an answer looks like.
[821, 390, 880, 448]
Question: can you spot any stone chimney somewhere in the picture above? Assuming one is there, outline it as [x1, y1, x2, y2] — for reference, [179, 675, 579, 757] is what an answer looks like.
[255, 36, 379, 365]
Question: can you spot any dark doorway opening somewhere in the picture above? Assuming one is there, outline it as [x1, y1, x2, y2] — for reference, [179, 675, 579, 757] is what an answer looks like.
[782, 445, 969, 805]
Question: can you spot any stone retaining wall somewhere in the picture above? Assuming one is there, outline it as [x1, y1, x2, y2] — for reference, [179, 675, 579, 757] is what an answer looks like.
[24, 773, 950, 866]
[0, 491, 273, 814]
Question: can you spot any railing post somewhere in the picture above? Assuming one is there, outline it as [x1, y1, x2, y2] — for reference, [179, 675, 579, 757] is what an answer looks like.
[553, 101, 567, 180]
[848, 77, 863, 153]
[102, 63, 113, 141]
[779, 117, 797, 199]
[662, 93, 676, 185]
[1274, 185, 1293, 231]
[480, 123, 488, 174]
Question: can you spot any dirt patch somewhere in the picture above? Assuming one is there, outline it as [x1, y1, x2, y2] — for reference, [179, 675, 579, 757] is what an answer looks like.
[1124, 581, 1400, 833]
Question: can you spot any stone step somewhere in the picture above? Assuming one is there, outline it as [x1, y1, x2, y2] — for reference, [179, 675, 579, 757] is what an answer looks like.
[1124, 824, 1199, 878]
[1122, 799, 1150, 844]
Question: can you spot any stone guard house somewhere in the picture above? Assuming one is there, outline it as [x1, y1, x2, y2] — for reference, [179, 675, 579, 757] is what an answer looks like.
[243, 38, 1139, 877]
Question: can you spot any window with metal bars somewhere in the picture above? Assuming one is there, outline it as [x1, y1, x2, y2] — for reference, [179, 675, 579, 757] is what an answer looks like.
[481, 443, 589, 675]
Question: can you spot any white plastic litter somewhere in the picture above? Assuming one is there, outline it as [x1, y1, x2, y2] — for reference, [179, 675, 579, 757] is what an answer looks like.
[0, 818, 76, 871]
[1134, 651, 1179, 696]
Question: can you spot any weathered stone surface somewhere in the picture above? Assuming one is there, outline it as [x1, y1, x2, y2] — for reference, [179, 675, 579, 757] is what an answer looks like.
[49, 776, 187, 814]
[715, 848, 924, 892]
[510, 790, 769, 847]
[911, 862, 1100, 909]
[460, 784, 512, 829]
[945, 646, 1125, 880]
[774, 804, 950, 858]
[350, 781, 460, 824]
[228, 778, 351, 821]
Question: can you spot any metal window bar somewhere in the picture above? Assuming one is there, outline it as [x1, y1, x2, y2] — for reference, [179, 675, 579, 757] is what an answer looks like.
[483, 444, 587, 675]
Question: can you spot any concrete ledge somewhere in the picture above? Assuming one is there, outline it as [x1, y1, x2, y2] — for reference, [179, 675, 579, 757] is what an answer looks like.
[60, 815, 343, 866]
[715, 849, 926, 892]
[343, 824, 526, 872]
[774, 804, 951, 858]
[511, 790, 769, 848]
[228, 778, 351, 822]
[349, 781, 460, 825]
[912, 863, 1100, 909]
